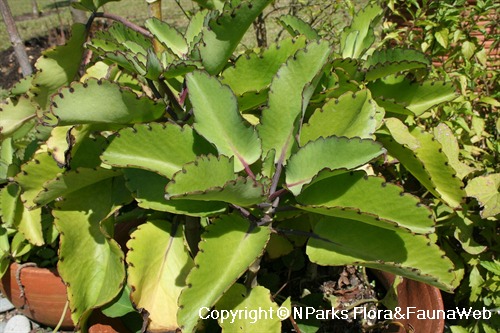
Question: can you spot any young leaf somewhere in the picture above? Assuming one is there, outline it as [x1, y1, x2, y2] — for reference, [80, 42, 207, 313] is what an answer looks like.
[340, 3, 383, 58]
[123, 168, 227, 217]
[362, 49, 430, 81]
[368, 77, 458, 116]
[286, 137, 385, 195]
[300, 90, 384, 145]
[220, 36, 307, 96]
[196, 0, 273, 74]
[0, 96, 37, 139]
[296, 171, 435, 234]
[215, 284, 281, 332]
[145, 18, 188, 57]
[433, 123, 476, 179]
[49, 79, 165, 125]
[102, 123, 216, 178]
[168, 176, 266, 207]
[381, 118, 465, 208]
[307, 216, 459, 291]
[177, 214, 270, 333]
[30, 24, 87, 110]
[277, 15, 320, 40]
[258, 41, 331, 164]
[53, 176, 131, 325]
[127, 221, 194, 331]
[465, 174, 500, 218]
[186, 71, 261, 172]
[166, 155, 236, 199]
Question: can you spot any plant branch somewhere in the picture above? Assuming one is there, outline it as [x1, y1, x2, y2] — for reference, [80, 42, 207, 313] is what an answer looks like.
[94, 12, 153, 38]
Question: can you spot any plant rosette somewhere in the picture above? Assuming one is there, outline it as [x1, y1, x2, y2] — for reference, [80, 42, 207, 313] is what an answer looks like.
[0, 0, 479, 332]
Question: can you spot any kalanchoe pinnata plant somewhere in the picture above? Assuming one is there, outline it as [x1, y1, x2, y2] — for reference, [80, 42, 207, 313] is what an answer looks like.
[0, 0, 475, 332]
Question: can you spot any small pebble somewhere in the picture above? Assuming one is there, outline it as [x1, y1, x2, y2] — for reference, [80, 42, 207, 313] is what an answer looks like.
[4, 315, 30, 333]
[0, 299, 14, 313]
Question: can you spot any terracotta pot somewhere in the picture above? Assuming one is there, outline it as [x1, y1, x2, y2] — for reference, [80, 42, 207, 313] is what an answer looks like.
[0, 262, 73, 329]
[88, 310, 131, 333]
[373, 270, 445, 333]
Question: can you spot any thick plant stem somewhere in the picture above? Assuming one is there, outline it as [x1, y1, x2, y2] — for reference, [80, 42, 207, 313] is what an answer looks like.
[147, 0, 163, 54]
[0, 0, 33, 76]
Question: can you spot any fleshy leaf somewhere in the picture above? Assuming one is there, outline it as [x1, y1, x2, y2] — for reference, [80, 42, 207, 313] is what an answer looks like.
[340, 3, 383, 58]
[53, 176, 130, 325]
[15, 150, 62, 209]
[14, 202, 44, 246]
[102, 123, 216, 178]
[186, 71, 261, 172]
[169, 176, 266, 207]
[296, 171, 435, 234]
[258, 41, 331, 164]
[123, 168, 227, 217]
[307, 216, 459, 291]
[433, 123, 475, 179]
[300, 89, 384, 145]
[0, 96, 37, 139]
[362, 49, 430, 81]
[49, 79, 165, 125]
[145, 18, 188, 57]
[196, 0, 273, 74]
[380, 118, 465, 208]
[220, 36, 307, 96]
[215, 284, 281, 332]
[177, 214, 270, 333]
[368, 77, 458, 116]
[30, 24, 86, 110]
[286, 137, 385, 195]
[127, 221, 194, 331]
[35, 168, 121, 206]
[466, 173, 500, 218]
[166, 155, 235, 198]
[277, 15, 320, 40]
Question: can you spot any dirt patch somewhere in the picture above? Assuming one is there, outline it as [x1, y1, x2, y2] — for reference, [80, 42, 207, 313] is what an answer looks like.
[0, 28, 68, 91]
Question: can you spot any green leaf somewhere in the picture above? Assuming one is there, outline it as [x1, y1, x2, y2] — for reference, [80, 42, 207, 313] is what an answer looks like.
[220, 36, 307, 96]
[435, 28, 449, 48]
[14, 203, 44, 247]
[30, 24, 87, 110]
[53, 176, 130, 325]
[340, 3, 383, 58]
[123, 168, 227, 217]
[466, 174, 500, 218]
[381, 118, 465, 208]
[127, 221, 194, 331]
[215, 284, 281, 332]
[296, 171, 435, 234]
[258, 41, 331, 164]
[277, 15, 320, 40]
[1, 183, 20, 227]
[166, 155, 245, 200]
[362, 49, 430, 81]
[461, 41, 476, 60]
[177, 213, 270, 333]
[102, 123, 216, 178]
[480, 261, 500, 276]
[307, 216, 459, 291]
[15, 150, 62, 209]
[0, 96, 37, 139]
[169, 176, 266, 207]
[286, 137, 385, 195]
[300, 89, 384, 145]
[368, 77, 458, 116]
[186, 71, 261, 171]
[101, 285, 136, 318]
[49, 79, 165, 125]
[34, 168, 121, 206]
[145, 18, 188, 57]
[433, 123, 475, 179]
[197, 0, 273, 74]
